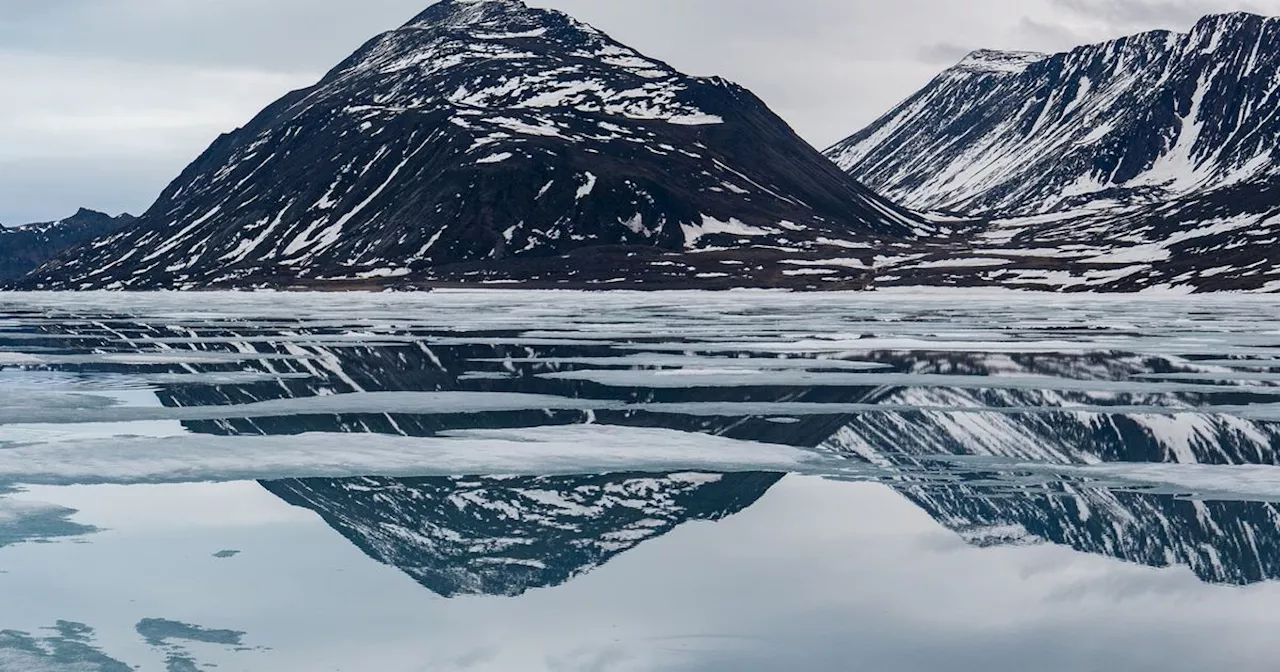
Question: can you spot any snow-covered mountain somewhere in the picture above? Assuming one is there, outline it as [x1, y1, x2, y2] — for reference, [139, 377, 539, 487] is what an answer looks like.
[827, 13, 1280, 217]
[822, 12, 1280, 292]
[262, 472, 782, 597]
[0, 209, 135, 283]
[16, 0, 924, 291]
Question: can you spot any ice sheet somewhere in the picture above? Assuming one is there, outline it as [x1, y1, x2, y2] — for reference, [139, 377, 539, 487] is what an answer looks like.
[539, 369, 1280, 395]
[0, 391, 619, 425]
[0, 426, 820, 485]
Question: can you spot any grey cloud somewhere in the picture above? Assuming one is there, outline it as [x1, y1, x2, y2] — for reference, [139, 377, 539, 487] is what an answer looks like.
[669, 615, 1279, 672]
[1049, 0, 1268, 27]
[915, 42, 978, 65]
[0, 0, 430, 70]
[0, 157, 182, 225]
[4, 0, 1279, 225]
[1049, 0, 1280, 35]
[1016, 15, 1098, 46]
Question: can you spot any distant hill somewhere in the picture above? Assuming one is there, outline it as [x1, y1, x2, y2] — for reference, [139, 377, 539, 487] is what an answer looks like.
[0, 209, 135, 284]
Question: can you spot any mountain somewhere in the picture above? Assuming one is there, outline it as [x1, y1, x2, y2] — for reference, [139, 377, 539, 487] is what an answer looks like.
[828, 13, 1280, 217]
[16, 0, 926, 291]
[822, 12, 1280, 293]
[0, 209, 135, 283]
[820, 351, 1280, 468]
[262, 472, 783, 597]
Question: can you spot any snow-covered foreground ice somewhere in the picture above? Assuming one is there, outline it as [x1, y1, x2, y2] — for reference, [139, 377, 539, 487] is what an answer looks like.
[0, 426, 818, 486]
[7, 289, 1280, 670]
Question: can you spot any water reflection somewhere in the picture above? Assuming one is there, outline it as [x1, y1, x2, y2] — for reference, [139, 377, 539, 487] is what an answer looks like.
[7, 295, 1280, 601]
[0, 485, 98, 549]
[263, 472, 782, 597]
[0, 621, 132, 672]
[898, 479, 1280, 585]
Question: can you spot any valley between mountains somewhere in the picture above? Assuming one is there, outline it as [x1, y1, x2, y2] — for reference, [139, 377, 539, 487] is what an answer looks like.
[6, 1, 1280, 292]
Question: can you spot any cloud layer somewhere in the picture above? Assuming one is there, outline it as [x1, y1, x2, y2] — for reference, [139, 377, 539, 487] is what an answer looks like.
[1, 0, 1277, 224]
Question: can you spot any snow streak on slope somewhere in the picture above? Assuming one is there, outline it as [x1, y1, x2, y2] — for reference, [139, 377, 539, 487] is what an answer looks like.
[827, 13, 1280, 217]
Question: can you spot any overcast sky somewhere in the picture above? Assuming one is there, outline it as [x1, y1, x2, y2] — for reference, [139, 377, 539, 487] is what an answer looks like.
[2, 0, 1278, 225]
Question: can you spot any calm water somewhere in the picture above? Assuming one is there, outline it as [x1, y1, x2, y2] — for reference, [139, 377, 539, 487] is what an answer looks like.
[5, 290, 1280, 670]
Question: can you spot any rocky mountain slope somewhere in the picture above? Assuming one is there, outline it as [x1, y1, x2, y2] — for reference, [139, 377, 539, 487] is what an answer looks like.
[820, 352, 1280, 468]
[863, 175, 1280, 292]
[900, 480, 1280, 586]
[823, 12, 1280, 293]
[16, 0, 926, 291]
[0, 209, 134, 283]
[827, 13, 1280, 217]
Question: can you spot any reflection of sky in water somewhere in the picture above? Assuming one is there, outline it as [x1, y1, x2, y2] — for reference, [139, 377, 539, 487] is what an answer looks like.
[1, 478, 1279, 671]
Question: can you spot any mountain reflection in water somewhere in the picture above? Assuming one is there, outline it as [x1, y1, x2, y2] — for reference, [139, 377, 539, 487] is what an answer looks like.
[8, 295, 1280, 595]
[262, 472, 783, 598]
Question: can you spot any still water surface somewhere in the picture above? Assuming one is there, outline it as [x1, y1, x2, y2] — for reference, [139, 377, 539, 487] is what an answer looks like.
[4, 290, 1280, 670]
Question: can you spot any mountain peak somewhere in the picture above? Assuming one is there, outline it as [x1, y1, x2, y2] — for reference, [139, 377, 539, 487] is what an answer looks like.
[950, 49, 1047, 75]
[1192, 11, 1270, 30]
[263, 473, 783, 598]
[70, 207, 111, 219]
[0, 209, 135, 283]
[404, 0, 540, 30]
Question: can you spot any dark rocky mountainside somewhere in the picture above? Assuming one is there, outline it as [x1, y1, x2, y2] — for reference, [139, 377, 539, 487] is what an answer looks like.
[825, 12, 1280, 292]
[865, 175, 1280, 292]
[828, 13, 1280, 217]
[0, 209, 135, 283]
[17, 0, 925, 291]
[899, 480, 1280, 586]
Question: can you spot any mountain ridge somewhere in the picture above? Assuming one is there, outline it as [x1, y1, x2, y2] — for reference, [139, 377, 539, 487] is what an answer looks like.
[819, 11, 1280, 293]
[827, 11, 1280, 217]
